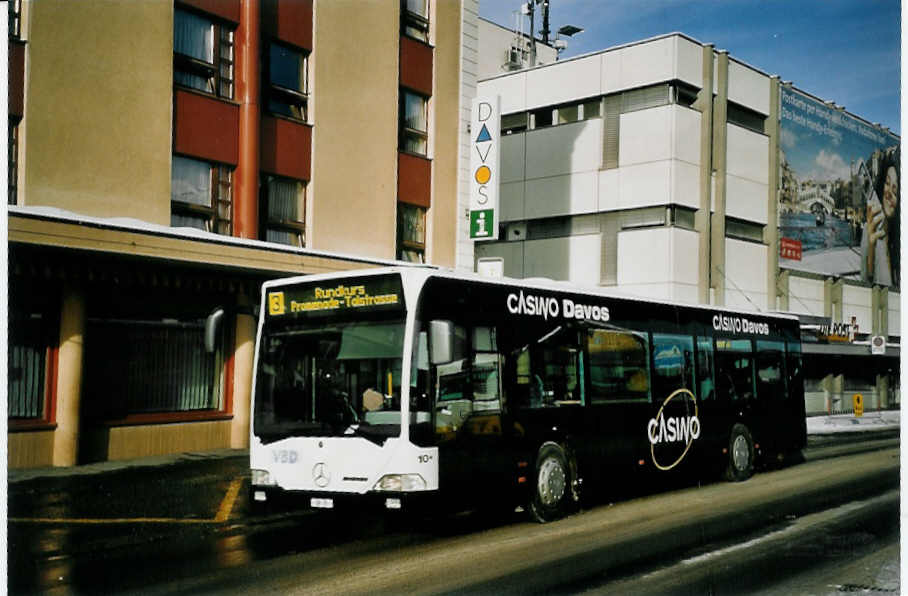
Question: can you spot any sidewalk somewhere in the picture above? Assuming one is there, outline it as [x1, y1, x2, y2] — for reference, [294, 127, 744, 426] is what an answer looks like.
[7, 447, 248, 486]
[806, 410, 900, 435]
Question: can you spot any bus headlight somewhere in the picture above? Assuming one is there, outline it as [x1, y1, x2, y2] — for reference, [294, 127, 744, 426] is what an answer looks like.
[251, 469, 276, 486]
[373, 474, 427, 492]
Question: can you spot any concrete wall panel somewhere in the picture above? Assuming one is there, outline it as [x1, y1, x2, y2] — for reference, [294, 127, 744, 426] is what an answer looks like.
[602, 36, 675, 94]
[479, 72, 527, 114]
[672, 161, 701, 210]
[727, 124, 769, 183]
[524, 234, 602, 283]
[500, 133, 526, 183]
[724, 238, 768, 311]
[525, 120, 601, 179]
[526, 54, 601, 110]
[726, 174, 769, 224]
[618, 161, 671, 209]
[788, 275, 825, 316]
[500, 181, 525, 222]
[619, 106, 673, 166]
[728, 59, 770, 115]
[474, 240, 524, 278]
[843, 285, 872, 330]
[672, 107, 702, 165]
[674, 36, 703, 89]
[525, 172, 597, 219]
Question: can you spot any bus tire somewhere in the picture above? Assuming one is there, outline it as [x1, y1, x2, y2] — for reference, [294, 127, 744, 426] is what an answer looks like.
[528, 443, 573, 523]
[724, 424, 755, 482]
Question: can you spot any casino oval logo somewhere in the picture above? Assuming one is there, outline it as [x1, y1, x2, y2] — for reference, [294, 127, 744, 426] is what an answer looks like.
[646, 388, 701, 471]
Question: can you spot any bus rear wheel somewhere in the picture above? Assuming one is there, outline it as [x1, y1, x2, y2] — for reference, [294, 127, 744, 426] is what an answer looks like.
[529, 443, 573, 523]
[723, 423, 754, 482]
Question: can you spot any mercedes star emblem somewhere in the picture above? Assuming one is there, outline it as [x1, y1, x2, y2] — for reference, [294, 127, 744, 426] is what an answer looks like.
[312, 462, 330, 488]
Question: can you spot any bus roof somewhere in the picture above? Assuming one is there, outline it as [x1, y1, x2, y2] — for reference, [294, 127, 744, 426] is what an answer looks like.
[262, 266, 800, 324]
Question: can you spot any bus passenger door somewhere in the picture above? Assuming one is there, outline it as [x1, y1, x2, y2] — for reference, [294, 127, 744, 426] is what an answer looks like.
[583, 327, 653, 483]
[432, 325, 509, 508]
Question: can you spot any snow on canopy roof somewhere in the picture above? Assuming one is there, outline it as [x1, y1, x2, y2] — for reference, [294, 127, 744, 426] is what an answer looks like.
[8, 204, 417, 268]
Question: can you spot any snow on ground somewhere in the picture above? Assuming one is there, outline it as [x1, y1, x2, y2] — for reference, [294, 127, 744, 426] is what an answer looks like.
[805, 410, 900, 434]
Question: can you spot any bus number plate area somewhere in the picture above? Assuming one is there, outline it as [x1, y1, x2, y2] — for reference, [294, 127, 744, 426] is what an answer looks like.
[311, 498, 334, 509]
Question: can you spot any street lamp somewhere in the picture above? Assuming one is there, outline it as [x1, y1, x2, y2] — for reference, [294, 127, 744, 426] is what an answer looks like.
[554, 24, 583, 58]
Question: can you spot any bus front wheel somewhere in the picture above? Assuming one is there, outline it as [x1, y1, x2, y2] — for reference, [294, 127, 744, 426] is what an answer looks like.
[529, 443, 573, 523]
[723, 424, 755, 482]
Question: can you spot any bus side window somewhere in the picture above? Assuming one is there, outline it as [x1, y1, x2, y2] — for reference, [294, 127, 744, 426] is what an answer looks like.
[652, 334, 695, 399]
[756, 341, 786, 402]
[785, 342, 803, 401]
[715, 338, 754, 401]
[471, 326, 502, 412]
[696, 337, 715, 401]
[587, 329, 649, 403]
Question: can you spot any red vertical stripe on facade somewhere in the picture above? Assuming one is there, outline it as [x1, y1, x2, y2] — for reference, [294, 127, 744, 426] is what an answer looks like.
[400, 36, 433, 96]
[397, 152, 432, 207]
[173, 90, 240, 165]
[177, 0, 241, 23]
[262, 0, 313, 50]
[261, 116, 311, 181]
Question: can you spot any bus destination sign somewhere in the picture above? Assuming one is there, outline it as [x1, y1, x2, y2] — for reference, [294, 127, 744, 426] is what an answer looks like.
[267, 276, 405, 318]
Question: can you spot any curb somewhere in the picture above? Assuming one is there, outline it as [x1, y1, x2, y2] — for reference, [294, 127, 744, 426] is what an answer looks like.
[8, 448, 248, 485]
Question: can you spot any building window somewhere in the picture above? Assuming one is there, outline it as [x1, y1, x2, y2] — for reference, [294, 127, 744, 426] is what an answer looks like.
[8, 301, 55, 421]
[9, 0, 21, 39]
[671, 206, 697, 230]
[262, 175, 306, 247]
[400, 89, 428, 155]
[82, 305, 228, 419]
[174, 7, 235, 99]
[530, 107, 553, 129]
[267, 42, 309, 122]
[726, 217, 764, 243]
[671, 82, 699, 108]
[398, 203, 426, 262]
[501, 112, 527, 135]
[171, 155, 233, 235]
[8, 121, 18, 205]
[727, 102, 766, 134]
[556, 104, 579, 124]
[401, 0, 429, 42]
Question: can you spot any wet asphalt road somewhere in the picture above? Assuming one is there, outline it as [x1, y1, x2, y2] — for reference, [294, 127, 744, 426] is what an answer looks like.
[7, 433, 899, 595]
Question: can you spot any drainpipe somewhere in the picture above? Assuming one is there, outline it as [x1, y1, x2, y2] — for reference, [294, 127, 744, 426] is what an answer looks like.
[235, 0, 261, 239]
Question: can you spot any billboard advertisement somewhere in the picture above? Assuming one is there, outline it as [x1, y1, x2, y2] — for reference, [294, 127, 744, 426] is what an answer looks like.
[779, 88, 900, 288]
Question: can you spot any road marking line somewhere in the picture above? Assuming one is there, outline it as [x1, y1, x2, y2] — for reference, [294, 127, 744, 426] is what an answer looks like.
[8, 517, 210, 524]
[10, 476, 246, 525]
[215, 477, 244, 523]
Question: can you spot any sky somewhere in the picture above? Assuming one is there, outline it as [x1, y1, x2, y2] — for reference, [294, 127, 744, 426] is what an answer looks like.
[478, 0, 902, 134]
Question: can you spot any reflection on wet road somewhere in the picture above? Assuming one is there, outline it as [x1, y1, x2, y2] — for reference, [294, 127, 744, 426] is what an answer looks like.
[8, 437, 898, 594]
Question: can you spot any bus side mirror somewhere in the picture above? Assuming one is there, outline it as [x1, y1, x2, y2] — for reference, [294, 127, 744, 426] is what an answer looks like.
[429, 320, 455, 365]
[205, 308, 225, 353]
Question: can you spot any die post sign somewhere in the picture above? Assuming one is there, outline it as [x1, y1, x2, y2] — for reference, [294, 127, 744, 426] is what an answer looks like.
[470, 96, 500, 240]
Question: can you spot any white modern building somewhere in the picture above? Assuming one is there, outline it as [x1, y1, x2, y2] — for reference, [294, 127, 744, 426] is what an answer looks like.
[475, 32, 900, 414]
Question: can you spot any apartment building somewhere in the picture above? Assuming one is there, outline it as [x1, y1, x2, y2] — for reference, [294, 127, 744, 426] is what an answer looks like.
[7, 0, 476, 467]
[475, 33, 900, 415]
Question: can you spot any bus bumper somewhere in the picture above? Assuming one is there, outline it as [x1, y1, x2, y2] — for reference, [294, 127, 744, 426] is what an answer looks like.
[250, 485, 438, 514]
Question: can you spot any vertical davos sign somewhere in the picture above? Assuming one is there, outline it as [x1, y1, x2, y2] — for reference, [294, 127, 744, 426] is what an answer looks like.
[469, 96, 500, 241]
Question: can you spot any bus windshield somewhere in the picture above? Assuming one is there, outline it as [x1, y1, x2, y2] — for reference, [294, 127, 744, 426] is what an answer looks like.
[253, 318, 406, 444]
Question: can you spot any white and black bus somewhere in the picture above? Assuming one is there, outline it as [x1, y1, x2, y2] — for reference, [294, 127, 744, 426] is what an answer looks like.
[248, 267, 806, 522]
